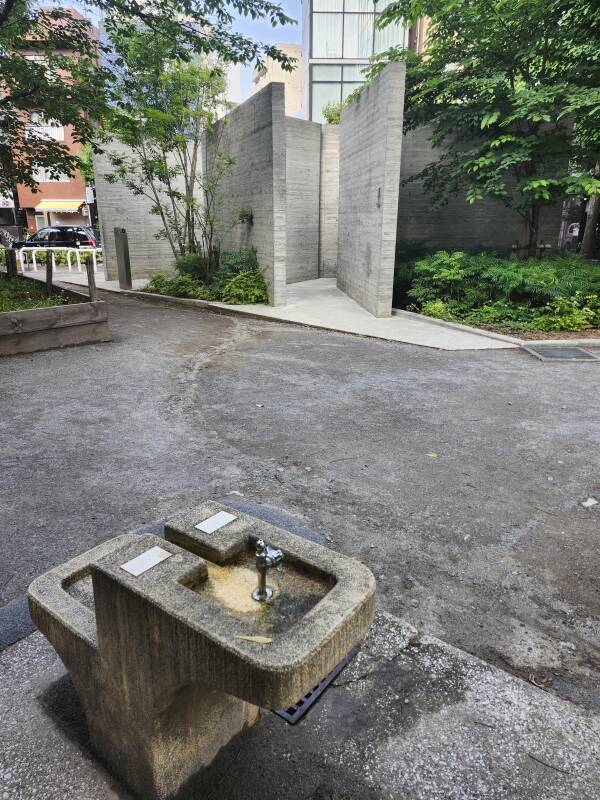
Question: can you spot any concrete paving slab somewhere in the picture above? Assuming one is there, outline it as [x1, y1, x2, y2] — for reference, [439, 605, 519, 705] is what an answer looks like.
[1, 611, 598, 800]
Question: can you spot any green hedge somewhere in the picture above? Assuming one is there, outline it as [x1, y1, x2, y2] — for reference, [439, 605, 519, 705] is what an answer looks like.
[399, 251, 600, 332]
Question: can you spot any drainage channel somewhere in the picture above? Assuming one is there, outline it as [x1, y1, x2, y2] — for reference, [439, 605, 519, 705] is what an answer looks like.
[273, 648, 359, 724]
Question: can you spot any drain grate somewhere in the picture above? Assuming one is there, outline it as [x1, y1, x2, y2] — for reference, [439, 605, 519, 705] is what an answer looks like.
[523, 346, 600, 362]
[273, 647, 359, 724]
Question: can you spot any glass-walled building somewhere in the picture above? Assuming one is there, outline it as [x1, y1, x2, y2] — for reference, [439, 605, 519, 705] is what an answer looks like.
[301, 0, 407, 122]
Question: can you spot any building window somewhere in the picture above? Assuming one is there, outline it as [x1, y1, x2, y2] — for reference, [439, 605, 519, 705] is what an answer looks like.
[32, 167, 70, 183]
[312, 12, 343, 57]
[343, 13, 373, 57]
[374, 0, 406, 51]
[309, 0, 406, 120]
[26, 113, 64, 142]
[311, 63, 369, 122]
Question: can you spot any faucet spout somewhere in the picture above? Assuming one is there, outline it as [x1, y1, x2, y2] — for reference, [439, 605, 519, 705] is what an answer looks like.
[252, 538, 283, 602]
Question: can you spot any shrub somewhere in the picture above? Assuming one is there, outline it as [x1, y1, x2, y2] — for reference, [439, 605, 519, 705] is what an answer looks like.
[175, 252, 208, 281]
[535, 295, 596, 331]
[220, 268, 268, 304]
[142, 274, 210, 299]
[401, 251, 600, 332]
[322, 100, 345, 125]
[141, 248, 268, 305]
[420, 299, 455, 320]
[210, 248, 258, 296]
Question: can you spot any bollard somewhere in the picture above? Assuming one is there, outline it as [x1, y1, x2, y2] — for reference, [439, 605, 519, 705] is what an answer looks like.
[45, 250, 53, 296]
[6, 248, 18, 280]
[114, 227, 132, 290]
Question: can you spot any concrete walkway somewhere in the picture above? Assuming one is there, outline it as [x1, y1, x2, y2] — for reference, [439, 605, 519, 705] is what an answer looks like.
[26, 269, 516, 351]
[22, 266, 147, 292]
[204, 279, 517, 351]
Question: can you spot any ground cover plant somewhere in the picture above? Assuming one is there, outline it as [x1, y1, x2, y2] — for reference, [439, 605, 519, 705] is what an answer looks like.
[397, 251, 600, 332]
[0, 277, 77, 313]
[141, 247, 268, 305]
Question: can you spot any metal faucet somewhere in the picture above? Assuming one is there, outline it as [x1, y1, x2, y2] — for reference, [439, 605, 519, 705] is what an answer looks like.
[252, 539, 283, 602]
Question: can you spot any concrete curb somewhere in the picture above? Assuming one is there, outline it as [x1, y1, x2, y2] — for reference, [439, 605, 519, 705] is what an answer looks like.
[391, 308, 522, 344]
[65, 282, 600, 350]
[110, 290, 512, 350]
[117, 289, 455, 348]
[392, 307, 600, 348]
[518, 338, 600, 347]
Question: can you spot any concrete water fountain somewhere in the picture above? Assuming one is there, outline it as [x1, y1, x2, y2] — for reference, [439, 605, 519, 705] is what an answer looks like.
[28, 501, 376, 800]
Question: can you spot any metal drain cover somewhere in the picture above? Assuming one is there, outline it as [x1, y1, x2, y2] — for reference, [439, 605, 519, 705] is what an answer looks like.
[273, 648, 358, 724]
[523, 346, 600, 362]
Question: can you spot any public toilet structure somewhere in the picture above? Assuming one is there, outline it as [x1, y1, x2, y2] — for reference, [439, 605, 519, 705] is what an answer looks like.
[28, 501, 375, 799]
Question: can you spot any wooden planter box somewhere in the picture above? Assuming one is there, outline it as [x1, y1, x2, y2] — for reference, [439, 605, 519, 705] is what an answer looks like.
[0, 298, 112, 356]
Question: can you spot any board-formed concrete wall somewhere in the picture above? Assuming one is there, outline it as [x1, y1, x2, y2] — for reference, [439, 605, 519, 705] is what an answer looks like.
[319, 125, 339, 278]
[397, 128, 561, 253]
[337, 62, 406, 317]
[204, 82, 287, 305]
[285, 118, 321, 283]
[93, 143, 175, 280]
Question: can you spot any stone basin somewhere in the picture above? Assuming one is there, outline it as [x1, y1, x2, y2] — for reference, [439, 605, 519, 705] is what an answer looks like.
[187, 550, 334, 633]
[28, 501, 375, 800]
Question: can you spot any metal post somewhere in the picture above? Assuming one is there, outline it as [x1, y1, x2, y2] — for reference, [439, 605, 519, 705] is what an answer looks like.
[114, 227, 132, 290]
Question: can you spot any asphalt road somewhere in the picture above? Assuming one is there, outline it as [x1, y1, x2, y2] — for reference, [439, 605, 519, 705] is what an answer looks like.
[1, 292, 599, 708]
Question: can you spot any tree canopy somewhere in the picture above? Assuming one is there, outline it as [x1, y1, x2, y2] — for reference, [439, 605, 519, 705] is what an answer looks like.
[372, 0, 600, 255]
[0, 0, 293, 196]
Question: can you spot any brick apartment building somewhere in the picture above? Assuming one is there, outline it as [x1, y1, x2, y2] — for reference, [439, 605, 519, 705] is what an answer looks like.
[15, 8, 98, 234]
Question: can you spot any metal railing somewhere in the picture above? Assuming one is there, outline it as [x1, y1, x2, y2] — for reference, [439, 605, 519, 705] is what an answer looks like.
[17, 246, 103, 274]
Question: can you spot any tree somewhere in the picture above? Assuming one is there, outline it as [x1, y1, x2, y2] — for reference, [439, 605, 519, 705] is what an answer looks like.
[102, 28, 233, 273]
[0, 4, 104, 195]
[0, 0, 294, 197]
[372, 0, 600, 257]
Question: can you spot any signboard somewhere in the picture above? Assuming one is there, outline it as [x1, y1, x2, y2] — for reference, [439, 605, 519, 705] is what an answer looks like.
[0, 194, 14, 209]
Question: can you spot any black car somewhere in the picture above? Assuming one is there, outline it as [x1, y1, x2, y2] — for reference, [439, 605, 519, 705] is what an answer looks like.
[12, 226, 101, 249]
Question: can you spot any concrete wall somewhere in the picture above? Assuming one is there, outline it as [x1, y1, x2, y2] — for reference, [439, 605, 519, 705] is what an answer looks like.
[397, 128, 561, 253]
[285, 118, 321, 283]
[337, 62, 406, 317]
[319, 125, 339, 278]
[205, 83, 287, 305]
[93, 143, 174, 280]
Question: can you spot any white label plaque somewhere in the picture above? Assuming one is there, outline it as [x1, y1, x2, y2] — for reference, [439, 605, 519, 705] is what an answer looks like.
[194, 511, 237, 534]
[120, 546, 172, 576]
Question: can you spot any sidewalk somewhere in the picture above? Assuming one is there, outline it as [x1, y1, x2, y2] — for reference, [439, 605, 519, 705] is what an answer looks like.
[1, 610, 598, 800]
[22, 266, 147, 292]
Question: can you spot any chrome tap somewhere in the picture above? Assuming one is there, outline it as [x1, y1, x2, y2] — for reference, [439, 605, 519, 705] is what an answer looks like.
[252, 538, 283, 602]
